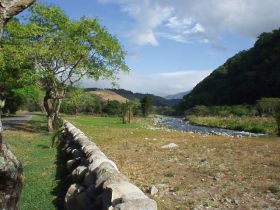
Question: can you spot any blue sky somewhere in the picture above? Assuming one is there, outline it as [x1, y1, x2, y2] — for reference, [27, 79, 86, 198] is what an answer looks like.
[37, 0, 280, 96]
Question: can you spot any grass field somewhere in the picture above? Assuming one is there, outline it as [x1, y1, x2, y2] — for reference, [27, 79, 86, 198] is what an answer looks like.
[3, 114, 280, 209]
[3, 115, 66, 210]
[187, 115, 277, 134]
[66, 115, 280, 209]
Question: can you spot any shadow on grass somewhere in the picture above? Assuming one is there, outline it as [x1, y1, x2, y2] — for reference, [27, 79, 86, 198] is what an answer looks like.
[3, 114, 48, 133]
[37, 144, 50, 149]
[52, 142, 69, 210]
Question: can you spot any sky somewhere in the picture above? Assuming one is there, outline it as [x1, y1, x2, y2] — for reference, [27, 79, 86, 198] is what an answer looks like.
[37, 0, 280, 97]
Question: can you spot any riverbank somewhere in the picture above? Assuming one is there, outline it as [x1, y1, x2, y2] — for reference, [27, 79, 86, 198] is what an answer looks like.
[187, 115, 277, 134]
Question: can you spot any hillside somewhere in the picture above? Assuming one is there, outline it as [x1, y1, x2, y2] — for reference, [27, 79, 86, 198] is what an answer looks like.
[109, 89, 180, 107]
[85, 88, 180, 107]
[179, 28, 280, 111]
[88, 90, 128, 103]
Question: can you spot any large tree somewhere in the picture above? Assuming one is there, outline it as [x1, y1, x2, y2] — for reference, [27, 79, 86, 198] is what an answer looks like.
[0, 1, 36, 209]
[3, 3, 129, 131]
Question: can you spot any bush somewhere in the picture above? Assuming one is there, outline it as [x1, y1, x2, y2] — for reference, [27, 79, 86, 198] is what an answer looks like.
[275, 105, 280, 135]
[185, 105, 210, 116]
[61, 88, 103, 114]
[102, 100, 122, 115]
[186, 104, 256, 117]
[257, 98, 280, 116]
[231, 105, 252, 116]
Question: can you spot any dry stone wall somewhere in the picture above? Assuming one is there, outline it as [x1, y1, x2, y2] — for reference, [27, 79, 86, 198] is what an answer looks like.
[62, 120, 157, 210]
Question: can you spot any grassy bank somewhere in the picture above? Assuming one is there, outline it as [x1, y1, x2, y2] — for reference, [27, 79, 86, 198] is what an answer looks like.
[66, 115, 280, 209]
[3, 114, 65, 210]
[187, 115, 277, 134]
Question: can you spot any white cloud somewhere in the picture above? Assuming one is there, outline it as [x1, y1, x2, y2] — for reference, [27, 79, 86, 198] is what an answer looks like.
[81, 70, 212, 96]
[98, 0, 280, 45]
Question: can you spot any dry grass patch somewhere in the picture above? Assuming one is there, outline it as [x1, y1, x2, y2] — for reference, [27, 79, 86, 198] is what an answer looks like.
[89, 89, 128, 103]
[66, 115, 280, 210]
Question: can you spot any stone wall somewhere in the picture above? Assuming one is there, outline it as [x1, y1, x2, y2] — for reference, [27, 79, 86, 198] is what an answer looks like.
[62, 120, 157, 210]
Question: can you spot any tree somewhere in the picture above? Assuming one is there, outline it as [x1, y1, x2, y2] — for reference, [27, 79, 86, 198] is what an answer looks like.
[140, 96, 153, 117]
[122, 100, 141, 124]
[60, 88, 102, 115]
[103, 100, 122, 115]
[0, 1, 36, 209]
[3, 3, 128, 131]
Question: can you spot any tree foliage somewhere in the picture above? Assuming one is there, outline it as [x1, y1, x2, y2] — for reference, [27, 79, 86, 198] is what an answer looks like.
[60, 88, 102, 114]
[257, 98, 280, 135]
[2, 3, 128, 131]
[102, 100, 122, 115]
[140, 96, 153, 117]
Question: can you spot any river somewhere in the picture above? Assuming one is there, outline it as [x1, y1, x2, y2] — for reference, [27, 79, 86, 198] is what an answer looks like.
[154, 116, 265, 137]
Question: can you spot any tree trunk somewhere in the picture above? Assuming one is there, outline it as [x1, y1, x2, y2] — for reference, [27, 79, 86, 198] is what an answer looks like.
[43, 90, 54, 132]
[53, 98, 62, 126]
[47, 115, 53, 132]
[0, 1, 35, 209]
[0, 136, 24, 210]
[0, 0, 35, 27]
[43, 90, 64, 132]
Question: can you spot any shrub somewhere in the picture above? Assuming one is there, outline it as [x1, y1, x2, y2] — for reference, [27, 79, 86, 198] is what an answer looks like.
[185, 105, 210, 116]
[102, 100, 122, 115]
[257, 98, 280, 116]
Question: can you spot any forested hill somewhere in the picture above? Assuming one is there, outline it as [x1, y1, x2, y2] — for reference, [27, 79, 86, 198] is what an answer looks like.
[85, 88, 180, 107]
[179, 28, 280, 111]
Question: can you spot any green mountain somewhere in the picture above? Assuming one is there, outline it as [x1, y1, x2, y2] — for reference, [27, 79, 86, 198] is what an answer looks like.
[179, 28, 280, 111]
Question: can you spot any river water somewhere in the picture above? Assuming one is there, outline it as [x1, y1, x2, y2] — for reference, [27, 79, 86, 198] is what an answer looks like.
[154, 116, 265, 137]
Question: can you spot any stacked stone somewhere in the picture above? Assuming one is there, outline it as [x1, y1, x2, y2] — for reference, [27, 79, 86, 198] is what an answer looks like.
[62, 120, 157, 210]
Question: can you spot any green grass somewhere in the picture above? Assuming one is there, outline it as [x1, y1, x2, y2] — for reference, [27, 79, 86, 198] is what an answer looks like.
[65, 115, 141, 129]
[187, 115, 277, 134]
[3, 114, 65, 210]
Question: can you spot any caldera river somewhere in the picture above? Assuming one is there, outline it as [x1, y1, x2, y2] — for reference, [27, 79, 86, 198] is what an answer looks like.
[154, 116, 265, 137]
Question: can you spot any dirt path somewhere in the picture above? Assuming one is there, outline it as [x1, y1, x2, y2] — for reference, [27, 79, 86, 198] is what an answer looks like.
[2, 113, 33, 130]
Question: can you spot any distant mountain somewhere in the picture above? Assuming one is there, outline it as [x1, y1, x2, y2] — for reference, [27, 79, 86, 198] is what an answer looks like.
[85, 88, 181, 107]
[109, 89, 181, 107]
[178, 28, 280, 112]
[165, 91, 190, 100]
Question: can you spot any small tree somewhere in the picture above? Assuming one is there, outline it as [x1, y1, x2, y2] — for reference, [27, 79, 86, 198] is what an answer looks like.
[257, 98, 280, 135]
[103, 100, 122, 116]
[140, 96, 153, 117]
[3, 3, 128, 131]
[275, 105, 280, 136]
